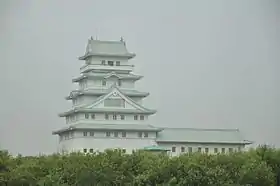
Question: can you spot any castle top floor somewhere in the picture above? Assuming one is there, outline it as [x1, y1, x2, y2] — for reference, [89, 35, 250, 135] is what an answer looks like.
[79, 37, 136, 61]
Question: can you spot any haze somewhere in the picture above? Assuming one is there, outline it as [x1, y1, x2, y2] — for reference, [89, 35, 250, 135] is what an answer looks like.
[0, 0, 279, 155]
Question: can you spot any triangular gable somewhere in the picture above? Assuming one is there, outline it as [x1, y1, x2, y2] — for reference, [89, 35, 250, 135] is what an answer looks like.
[104, 72, 121, 79]
[84, 85, 154, 112]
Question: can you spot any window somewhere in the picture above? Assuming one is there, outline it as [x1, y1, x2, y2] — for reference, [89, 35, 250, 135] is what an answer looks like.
[229, 148, 233, 153]
[197, 147, 202, 153]
[144, 132, 148, 138]
[106, 132, 111, 137]
[122, 149, 126, 153]
[188, 147, 192, 153]
[181, 147, 185, 153]
[108, 61, 114, 66]
[138, 132, 142, 138]
[104, 99, 125, 107]
[102, 80, 106, 86]
[101, 60, 105, 65]
[205, 148, 209, 153]
[83, 148, 87, 153]
[83, 132, 87, 136]
[238, 146, 241, 152]
[120, 115, 125, 120]
[85, 113, 89, 119]
[140, 115, 144, 120]
[70, 132, 74, 138]
[89, 148, 94, 153]
[90, 131, 94, 136]
[59, 135, 63, 141]
[91, 114, 95, 119]
[214, 148, 218, 153]
[105, 114, 109, 120]
[134, 115, 138, 120]
[172, 147, 176, 152]
[116, 61, 120, 66]
[122, 131, 126, 137]
[221, 148, 225, 154]
[113, 114, 117, 120]
[117, 79, 122, 86]
[114, 132, 118, 137]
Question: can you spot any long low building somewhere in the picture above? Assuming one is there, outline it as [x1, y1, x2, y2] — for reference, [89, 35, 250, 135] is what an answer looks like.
[53, 38, 252, 156]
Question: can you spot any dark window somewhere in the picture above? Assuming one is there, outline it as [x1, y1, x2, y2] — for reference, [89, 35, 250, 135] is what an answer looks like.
[89, 148, 94, 153]
[105, 114, 109, 120]
[120, 115, 125, 120]
[181, 147, 185, 152]
[229, 148, 233, 153]
[214, 148, 218, 153]
[188, 147, 192, 153]
[140, 115, 144, 120]
[172, 147, 176, 152]
[122, 131, 126, 137]
[101, 60, 106, 65]
[144, 132, 148, 138]
[83, 132, 87, 136]
[221, 148, 225, 154]
[83, 148, 87, 153]
[116, 61, 120, 66]
[85, 113, 89, 119]
[108, 61, 114, 66]
[106, 132, 110, 137]
[205, 148, 209, 153]
[113, 114, 117, 120]
[138, 132, 142, 138]
[118, 79, 122, 86]
[90, 132, 94, 136]
[198, 147, 202, 152]
[91, 114, 95, 119]
[134, 115, 138, 120]
[102, 80, 106, 86]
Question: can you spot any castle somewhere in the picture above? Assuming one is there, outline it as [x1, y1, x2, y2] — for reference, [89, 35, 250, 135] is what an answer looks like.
[53, 37, 252, 156]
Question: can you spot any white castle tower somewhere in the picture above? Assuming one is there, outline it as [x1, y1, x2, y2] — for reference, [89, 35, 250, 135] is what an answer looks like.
[53, 37, 162, 154]
[53, 37, 252, 155]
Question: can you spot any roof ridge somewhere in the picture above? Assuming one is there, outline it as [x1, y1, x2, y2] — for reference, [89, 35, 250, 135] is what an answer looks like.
[162, 127, 240, 132]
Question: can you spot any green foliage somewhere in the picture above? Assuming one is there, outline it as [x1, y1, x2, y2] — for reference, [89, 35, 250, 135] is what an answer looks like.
[0, 146, 279, 185]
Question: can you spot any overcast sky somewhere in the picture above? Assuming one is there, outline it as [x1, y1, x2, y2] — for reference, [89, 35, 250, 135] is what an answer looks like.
[0, 0, 279, 155]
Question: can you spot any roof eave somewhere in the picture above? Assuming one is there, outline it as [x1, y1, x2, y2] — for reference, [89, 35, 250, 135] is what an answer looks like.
[156, 140, 252, 145]
[78, 53, 136, 60]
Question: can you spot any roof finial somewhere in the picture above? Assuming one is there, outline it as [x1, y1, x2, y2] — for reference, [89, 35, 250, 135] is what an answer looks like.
[120, 36, 124, 42]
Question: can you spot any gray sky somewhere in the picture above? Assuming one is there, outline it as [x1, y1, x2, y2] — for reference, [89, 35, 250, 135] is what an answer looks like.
[0, 0, 279, 155]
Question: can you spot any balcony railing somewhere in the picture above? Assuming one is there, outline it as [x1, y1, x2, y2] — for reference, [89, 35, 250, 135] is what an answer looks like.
[80, 64, 134, 73]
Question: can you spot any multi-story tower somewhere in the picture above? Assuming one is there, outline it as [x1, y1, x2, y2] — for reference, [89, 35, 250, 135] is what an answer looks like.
[53, 38, 162, 153]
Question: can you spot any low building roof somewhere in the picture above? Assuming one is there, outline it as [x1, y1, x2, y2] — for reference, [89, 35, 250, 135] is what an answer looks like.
[157, 128, 252, 145]
[52, 123, 162, 134]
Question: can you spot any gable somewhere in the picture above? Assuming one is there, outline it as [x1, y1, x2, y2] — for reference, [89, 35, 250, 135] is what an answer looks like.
[85, 87, 152, 112]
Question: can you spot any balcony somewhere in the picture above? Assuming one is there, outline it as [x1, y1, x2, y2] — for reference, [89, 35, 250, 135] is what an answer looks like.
[80, 64, 134, 73]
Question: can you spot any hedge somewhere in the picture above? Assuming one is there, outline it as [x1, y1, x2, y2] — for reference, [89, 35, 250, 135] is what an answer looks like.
[0, 145, 280, 185]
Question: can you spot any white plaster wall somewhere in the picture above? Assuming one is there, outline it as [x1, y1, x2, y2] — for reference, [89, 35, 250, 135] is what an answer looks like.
[86, 56, 130, 66]
[58, 130, 157, 153]
[68, 113, 149, 125]
[73, 95, 99, 107]
[157, 142, 245, 157]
